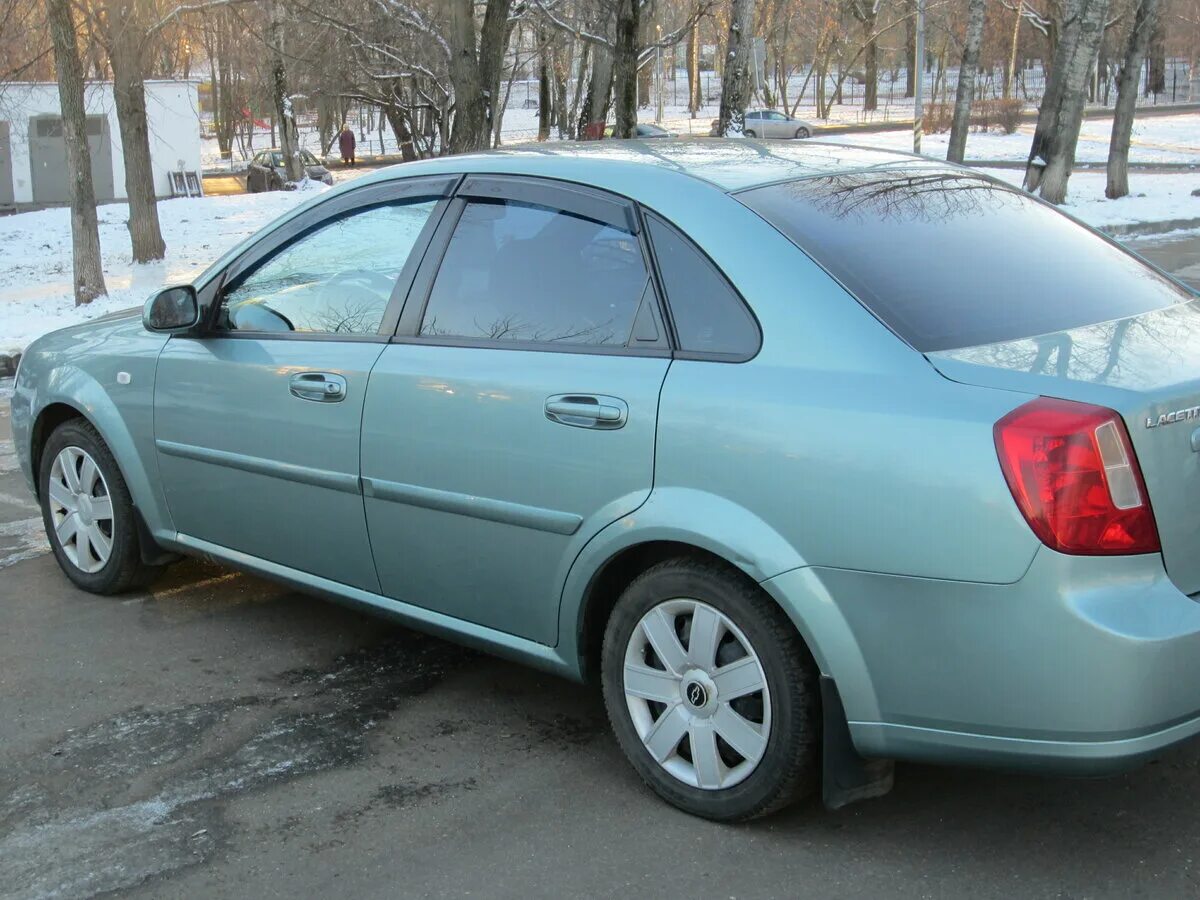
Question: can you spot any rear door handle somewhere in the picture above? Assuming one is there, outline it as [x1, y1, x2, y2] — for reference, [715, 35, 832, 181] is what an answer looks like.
[545, 394, 628, 430]
[290, 372, 347, 402]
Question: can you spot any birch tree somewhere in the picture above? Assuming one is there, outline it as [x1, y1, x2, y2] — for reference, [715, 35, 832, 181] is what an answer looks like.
[46, 0, 107, 304]
[717, 0, 753, 135]
[947, 0, 986, 162]
[1106, 0, 1161, 198]
[267, 0, 304, 182]
[1022, 0, 1110, 203]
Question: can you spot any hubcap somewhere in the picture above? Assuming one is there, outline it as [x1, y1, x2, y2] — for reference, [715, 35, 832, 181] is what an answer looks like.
[47, 446, 114, 574]
[623, 599, 771, 790]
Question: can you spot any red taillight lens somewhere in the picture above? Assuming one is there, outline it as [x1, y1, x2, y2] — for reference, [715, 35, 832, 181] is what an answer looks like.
[994, 397, 1160, 555]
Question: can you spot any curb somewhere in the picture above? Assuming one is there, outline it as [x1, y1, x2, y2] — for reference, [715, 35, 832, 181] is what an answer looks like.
[1101, 217, 1200, 237]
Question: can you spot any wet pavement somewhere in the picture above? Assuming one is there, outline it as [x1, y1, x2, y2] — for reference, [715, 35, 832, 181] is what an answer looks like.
[2, 231, 1200, 899]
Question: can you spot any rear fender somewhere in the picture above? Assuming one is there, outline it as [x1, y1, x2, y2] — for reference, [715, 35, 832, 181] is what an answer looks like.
[557, 487, 879, 724]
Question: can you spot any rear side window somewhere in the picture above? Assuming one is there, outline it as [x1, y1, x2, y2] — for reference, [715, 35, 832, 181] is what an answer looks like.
[737, 170, 1191, 352]
[420, 199, 649, 347]
[645, 214, 759, 358]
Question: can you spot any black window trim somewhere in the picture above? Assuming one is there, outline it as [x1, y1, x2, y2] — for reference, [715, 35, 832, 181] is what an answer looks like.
[639, 208, 762, 363]
[389, 174, 673, 359]
[191, 175, 460, 342]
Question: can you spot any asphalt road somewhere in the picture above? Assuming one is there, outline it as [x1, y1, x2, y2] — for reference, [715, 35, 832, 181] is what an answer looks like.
[3, 231, 1200, 900]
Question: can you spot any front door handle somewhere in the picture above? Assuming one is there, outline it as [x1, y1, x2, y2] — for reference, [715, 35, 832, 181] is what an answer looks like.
[545, 394, 628, 430]
[290, 372, 347, 402]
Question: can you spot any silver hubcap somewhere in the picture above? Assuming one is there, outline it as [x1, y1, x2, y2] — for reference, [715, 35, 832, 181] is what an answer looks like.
[48, 446, 114, 574]
[624, 599, 771, 790]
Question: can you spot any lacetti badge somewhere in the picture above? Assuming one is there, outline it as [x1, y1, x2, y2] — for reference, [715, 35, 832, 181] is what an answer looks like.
[1145, 406, 1200, 429]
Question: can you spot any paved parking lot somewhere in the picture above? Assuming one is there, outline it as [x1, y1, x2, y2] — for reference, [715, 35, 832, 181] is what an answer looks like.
[2, 232, 1199, 900]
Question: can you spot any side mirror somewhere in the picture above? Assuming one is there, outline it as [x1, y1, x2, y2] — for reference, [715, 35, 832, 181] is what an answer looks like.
[143, 285, 199, 333]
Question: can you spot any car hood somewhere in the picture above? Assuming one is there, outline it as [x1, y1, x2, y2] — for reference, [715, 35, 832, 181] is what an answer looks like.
[306, 164, 330, 177]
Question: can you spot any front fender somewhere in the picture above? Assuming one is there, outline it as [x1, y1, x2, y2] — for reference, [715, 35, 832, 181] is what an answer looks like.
[15, 319, 174, 537]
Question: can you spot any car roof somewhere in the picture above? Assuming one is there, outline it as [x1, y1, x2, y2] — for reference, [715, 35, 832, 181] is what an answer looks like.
[349, 138, 932, 194]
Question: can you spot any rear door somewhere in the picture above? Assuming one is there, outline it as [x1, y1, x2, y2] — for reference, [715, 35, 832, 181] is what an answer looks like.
[361, 176, 672, 644]
[154, 177, 454, 590]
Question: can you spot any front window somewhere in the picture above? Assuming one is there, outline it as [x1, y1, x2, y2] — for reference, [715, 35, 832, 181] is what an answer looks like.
[737, 170, 1191, 352]
[219, 200, 438, 335]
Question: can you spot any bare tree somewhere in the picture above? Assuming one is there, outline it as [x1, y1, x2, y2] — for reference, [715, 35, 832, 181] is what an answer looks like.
[46, 0, 107, 304]
[947, 0, 986, 162]
[1106, 0, 1160, 197]
[93, 0, 166, 262]
[611, 0, 639, 137]
[447, 0, 513, 154]
[717, 0, 753, 134]
[267, 0, 304, 182]
[1023, 0, 1111, 203]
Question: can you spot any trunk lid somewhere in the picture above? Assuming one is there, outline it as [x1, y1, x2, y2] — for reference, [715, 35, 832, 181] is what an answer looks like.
[930, 301, 1200, 596]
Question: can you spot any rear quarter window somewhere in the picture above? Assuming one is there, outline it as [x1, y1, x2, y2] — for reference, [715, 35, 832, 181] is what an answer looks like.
[737, 169, 1191, 352]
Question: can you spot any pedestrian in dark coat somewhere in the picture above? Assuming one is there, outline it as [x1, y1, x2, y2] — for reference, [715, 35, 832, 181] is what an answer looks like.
[338, 125, 356, 166]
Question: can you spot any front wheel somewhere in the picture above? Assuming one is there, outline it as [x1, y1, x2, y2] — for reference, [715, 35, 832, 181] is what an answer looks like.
[601, 558, 820, 821]
[40, 420, 164, 594]
[795, 127, 811, 139]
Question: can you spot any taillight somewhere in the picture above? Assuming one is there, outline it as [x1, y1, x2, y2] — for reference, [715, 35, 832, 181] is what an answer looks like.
[994, 397, 1160, 555]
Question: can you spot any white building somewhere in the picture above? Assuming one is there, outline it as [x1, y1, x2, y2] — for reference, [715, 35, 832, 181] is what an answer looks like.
[0, 80, 201, 207]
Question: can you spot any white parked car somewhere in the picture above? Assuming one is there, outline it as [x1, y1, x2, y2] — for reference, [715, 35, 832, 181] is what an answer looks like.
[743, 110, 813, 140]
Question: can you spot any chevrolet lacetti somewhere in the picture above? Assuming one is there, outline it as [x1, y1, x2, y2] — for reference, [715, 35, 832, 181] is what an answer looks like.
[11, 141, 1200, 821]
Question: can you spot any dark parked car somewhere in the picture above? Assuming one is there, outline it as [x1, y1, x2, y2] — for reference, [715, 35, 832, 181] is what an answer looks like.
[246, 149, 334, 192]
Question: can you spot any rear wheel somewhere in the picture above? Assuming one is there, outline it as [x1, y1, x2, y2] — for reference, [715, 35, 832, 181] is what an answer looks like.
[40, 420, 164, 594]
[744, 129, 757, 138]
[601, 558, 819, 821]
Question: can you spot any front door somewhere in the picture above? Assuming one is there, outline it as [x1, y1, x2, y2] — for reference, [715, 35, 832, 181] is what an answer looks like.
[361, 177, 672, 644]
[154, 185, 447, 589]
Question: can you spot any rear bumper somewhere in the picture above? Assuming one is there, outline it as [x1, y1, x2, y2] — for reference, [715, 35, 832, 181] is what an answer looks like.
[765, 549, 1200, 775]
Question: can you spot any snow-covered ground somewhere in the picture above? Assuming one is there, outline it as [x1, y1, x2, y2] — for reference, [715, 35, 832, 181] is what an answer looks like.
[981, 169, 1199, 227]
[2, 145, 1197, 354]
[817, 112, 1200, 164]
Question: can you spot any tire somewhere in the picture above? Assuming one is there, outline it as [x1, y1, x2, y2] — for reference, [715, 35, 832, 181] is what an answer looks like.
[601, 557, 819, 822]
[795, 127, 811, 139]
[39, 419, 164, 595]
[743, 129, 757, 138]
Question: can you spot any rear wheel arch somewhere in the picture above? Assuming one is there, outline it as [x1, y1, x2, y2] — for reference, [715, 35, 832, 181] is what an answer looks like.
[577, 540, 810, 684]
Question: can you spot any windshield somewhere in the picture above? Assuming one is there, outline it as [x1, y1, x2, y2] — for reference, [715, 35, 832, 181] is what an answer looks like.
[268, 151, 319, 167]
[737, 170, 1190, 352]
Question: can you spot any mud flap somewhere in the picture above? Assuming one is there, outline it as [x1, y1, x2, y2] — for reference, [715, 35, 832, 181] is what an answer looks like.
[820, 676, 894, 810]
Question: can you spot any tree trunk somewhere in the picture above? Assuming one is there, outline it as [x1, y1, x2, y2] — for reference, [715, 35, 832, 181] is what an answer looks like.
[611, 0, 639, 138]
[47, 0, 106, 304]
[538, 31, 552, 141]
[107, 1, 165, 263]
[718, 0, 754, 135]
[904, 0, 917, 97]
[947, 0, 987, 162]
[1145, 15, 1165, 95]
[1023, 0, 1111, 203]
[570, 41, 590, 137]
[579, 9, 616, 137]
[268, 0, 304, 181]
[1005, 0, 1023, 98]
[1107, 0, 1161, 197]
[447, 0, 512, 153]
[687, 21, 701, 114]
